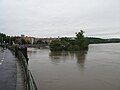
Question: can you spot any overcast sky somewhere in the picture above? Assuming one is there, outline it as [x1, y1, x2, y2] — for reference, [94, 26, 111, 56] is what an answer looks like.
[0, 0, 120, 38]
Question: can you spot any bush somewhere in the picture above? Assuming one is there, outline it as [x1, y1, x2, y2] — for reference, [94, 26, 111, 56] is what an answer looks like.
[49, 40, 62, 51]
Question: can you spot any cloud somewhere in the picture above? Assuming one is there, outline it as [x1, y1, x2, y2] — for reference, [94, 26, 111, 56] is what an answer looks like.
[0, 0, 120, 38]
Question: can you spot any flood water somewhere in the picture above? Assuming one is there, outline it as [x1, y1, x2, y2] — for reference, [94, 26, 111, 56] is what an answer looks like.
[28, 43, 120, 90]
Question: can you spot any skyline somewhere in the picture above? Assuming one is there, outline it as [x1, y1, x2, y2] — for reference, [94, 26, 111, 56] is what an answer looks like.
[0, 0, 120, 38]
[1, 31, 120, 39]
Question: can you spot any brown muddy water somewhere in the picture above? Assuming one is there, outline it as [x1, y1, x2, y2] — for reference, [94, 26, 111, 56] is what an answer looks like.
[28, 43, 120, 90]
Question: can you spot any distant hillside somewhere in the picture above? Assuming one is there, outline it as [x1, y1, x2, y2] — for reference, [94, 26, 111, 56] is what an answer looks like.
[86, 37, 120, 44]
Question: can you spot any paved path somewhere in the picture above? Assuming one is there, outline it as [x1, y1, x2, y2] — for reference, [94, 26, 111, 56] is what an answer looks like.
[0, 47, 26, 90]
[0, 48, 17, 90]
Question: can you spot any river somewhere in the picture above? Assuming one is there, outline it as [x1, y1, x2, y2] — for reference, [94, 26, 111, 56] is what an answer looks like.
[28, 43, 120, 90]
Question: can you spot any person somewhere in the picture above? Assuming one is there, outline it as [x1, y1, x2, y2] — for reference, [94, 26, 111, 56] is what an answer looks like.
[21, 46, 29, 64]
[18, 45, 29, 64]
[4, 43, 8, 49]
[0, 44, 5, 51]
[15, 45, 18, 57]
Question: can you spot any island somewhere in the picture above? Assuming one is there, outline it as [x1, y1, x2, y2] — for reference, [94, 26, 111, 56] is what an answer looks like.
[49, 30, 89, 51]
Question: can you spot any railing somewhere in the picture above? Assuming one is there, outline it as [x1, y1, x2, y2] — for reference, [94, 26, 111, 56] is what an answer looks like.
[8, 46, 38, 90]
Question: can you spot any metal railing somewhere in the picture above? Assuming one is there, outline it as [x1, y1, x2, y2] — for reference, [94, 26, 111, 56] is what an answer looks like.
[8, 46, 38, 90]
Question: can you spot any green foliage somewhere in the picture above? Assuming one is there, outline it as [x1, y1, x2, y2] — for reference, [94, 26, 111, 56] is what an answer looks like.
[49, 30, 89, 51]
[21, 38, 26, 44]
[0, 32, 33, 45]
[60, 37, 70, 50]
[86, 37, 120, 44]
[0, 33, 11, 43]
[50, 39, 62, 51]
[75, 30, 89, 50]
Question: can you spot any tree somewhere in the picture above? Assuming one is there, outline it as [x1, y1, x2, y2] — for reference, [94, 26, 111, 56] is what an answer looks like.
[75, 30, 88, 50]
[0, 33, 6, 43]
[49, 39, 62, 51]
[21, 38, 27, 44]
[60, 37, 70, 50]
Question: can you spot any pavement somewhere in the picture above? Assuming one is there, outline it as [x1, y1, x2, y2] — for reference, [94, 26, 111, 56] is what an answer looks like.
[0, 48, 25, 90]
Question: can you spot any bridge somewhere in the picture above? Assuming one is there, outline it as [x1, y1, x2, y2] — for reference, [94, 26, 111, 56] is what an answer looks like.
[0, 46, 38, 90]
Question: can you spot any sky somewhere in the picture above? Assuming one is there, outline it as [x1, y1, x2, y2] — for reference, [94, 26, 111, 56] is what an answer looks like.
[0, 0, 120, 38]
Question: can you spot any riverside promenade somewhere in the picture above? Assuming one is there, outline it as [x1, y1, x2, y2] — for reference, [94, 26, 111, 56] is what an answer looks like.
[0, 47, 25, 90]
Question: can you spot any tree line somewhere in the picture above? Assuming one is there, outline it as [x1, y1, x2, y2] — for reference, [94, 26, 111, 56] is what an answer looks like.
[0, 33, 31, 45]
[1, 31, 120, 48]
[87, 37, 120, 44]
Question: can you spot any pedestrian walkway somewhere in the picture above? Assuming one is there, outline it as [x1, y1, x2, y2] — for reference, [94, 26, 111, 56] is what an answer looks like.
[0, 48, 25, 90]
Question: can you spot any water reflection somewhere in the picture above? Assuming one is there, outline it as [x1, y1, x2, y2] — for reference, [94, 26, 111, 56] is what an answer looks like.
[27, 48, 37, 54]
[74, 51, 87, 71]
[49, 50, 88, 70]
[49, 51, 69, 63]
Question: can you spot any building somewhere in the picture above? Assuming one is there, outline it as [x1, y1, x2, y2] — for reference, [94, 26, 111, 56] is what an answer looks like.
[34, 37, 57, 44]
[21, 34, 25, 38]
[23, 37, 35, 44]
[15, 36, 35, 44]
